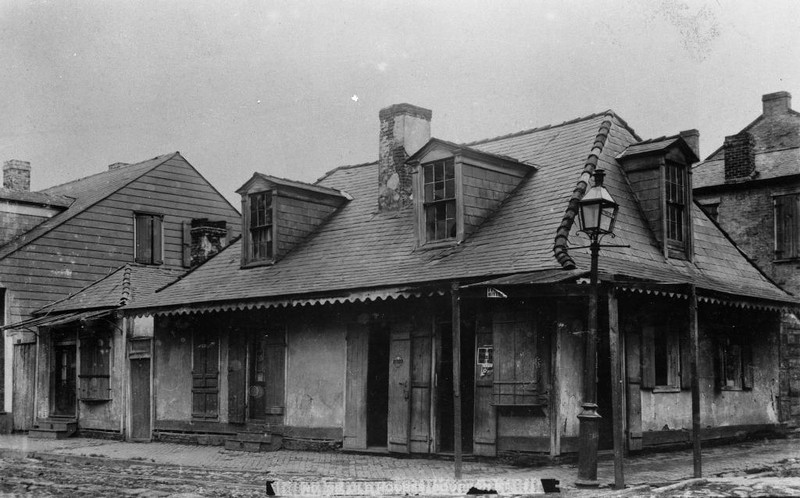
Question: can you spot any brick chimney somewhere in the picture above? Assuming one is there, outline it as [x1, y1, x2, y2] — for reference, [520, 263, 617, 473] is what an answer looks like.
[763, 91, 791, 116]
[3, 160, 31, 191]
[378, 103, 432, 211]
[190, 218, 227, 267]
[679, 129, 700, 160]
[724, 131, 756, 181]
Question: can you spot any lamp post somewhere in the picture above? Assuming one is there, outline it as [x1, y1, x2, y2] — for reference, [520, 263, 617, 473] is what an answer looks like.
[575, 169, 619, 487]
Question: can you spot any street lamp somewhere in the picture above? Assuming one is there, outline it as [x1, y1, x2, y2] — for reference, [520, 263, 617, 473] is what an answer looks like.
[575, 169, 619, 487]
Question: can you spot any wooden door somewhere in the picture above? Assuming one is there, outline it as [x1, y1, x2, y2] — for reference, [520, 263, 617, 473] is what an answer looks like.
[263, 329, 285, 424]
[387, 323, 411, 453]
[228, 330, 246, 424]
[52, 343, 77, 417]
[12, 343, 36, 430]
[409, 325, 433, 453]
[343, 323, 368, 449]
[130, 358, 151, 440]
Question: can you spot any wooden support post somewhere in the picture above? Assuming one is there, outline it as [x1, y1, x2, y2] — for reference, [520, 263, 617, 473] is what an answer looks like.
[608, 287, 625, 489]
[451, 282, 463, 479]
[688, 284, 702, 478]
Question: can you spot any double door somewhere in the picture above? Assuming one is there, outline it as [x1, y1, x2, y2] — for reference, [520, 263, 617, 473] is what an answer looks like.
[228, 329, 285, 425]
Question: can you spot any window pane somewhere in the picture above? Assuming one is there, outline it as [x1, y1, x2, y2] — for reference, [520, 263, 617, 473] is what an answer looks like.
[424, 183, 434, 202]
[445, 178, 455, 199]
[445, 160, 454, 180]
[434, 162, 443, 183]
[434, 180, 444, 200]
[424, 164, 433, 183]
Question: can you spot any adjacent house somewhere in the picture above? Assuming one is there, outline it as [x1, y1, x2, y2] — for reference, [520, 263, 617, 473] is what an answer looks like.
[0, 153, 241, 435]
[115, 104, 794, 456]
[694, 91, 800, 425]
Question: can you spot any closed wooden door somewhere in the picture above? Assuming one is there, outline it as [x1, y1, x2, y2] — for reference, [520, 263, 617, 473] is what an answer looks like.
[12, 343, 36, 430]
[343, 323, 369, 450]
[387, 324, 411, 453]
[228, 331, 246, 424]
[130, 358, 151, 440]
[409, 326, 433, 454]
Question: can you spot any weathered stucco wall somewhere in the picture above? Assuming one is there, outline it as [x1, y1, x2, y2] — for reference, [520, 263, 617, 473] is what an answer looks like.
[154, 325, 192, 422]
[284, 318, 345, 429]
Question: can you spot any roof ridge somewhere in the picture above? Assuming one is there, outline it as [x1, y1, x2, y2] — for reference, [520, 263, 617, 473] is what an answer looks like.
[40, 152, 178, 193]
[463, 110, 641, 147]
[120, 264, 133, 306]
[316, 161, 378, 184]
[552, 114, 616, 269]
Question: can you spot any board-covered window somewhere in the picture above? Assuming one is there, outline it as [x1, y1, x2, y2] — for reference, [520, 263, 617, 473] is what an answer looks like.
[665, 162, 687, 244]
[192, 330, 219, 419]
[422, 159, 456, 242]
[775, 193, 800, 260]
[79, 333, 111, 401]
[135, 213, 163, 265]
[716, 336, 753, 391]
[248, 191, 274, 263]
[492, 312, 548, 406]
[641, 320, 691, 392]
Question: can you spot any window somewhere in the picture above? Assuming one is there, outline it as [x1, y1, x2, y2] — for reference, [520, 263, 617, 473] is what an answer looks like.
[248, 191, 274, 262]
[775, 193, 800, 260]
[192, 330, 219, 419]
[716, 336, 753, 390]
[641, 322, 690, 391]
[665, 162, 686, 243]
[79, 333, 111, 401]
[422, 159, 456, 242]
[135, 213, 163, 265]
[492, 313, 548, 406]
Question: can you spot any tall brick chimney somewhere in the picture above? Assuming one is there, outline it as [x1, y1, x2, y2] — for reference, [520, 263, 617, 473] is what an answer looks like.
[763, 91, 791, 116]
[190, 218, 227, 267]
[3, 160, 31, 191]
[378, 103, 432, 211]
[724, 131, 756, 181]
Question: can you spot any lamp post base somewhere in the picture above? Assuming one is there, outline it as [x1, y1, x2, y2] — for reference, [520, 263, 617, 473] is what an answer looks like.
[576, 402, 601, 487]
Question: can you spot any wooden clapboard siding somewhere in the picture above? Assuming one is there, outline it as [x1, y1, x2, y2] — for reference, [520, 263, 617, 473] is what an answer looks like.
[461, 164, 525, 237]
[0, 154, 241, 330]
[275, 193, 338, 259]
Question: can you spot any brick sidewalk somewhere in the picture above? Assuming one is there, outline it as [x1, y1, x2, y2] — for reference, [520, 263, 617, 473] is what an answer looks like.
[1, 434, 799, 494]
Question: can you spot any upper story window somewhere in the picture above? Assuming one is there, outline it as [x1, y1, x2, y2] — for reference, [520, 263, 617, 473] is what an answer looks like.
[249, 191, 274, 262]
[134, 213, 163, 265]
[665, 162, 686, 243]
[775, 193, 799, 260]
[422, 159, 456, 242]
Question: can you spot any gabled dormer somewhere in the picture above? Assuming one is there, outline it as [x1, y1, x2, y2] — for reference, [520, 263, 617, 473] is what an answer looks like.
[406, 139, 535, 247]
[617, 130, 700, 260]
[236, 174, 350, 267]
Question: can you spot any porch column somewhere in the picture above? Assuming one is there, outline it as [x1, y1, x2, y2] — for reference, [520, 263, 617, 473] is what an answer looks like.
[451, 282, 462, 479]
[688, 284, 702, 477]
[608, 287, 624, 489]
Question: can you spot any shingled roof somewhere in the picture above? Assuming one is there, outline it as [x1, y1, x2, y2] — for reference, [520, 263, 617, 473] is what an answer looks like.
[126, 111, 795, 315]
[0, 152, 179, 260]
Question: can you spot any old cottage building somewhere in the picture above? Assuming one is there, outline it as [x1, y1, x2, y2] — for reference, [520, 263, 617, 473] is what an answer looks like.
[111, 104, 795, 456]
[694, 91, 800, 425]
[0, 153, 241, 435]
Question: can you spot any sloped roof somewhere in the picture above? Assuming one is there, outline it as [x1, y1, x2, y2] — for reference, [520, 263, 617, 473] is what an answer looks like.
[0, 152, 178, 259]
[36, 264, 185, 314]
[127, 110, 795, 314]
[0, 188, 73, 208]
[616, 135, 698, 162]
[236, 172, 353, 199]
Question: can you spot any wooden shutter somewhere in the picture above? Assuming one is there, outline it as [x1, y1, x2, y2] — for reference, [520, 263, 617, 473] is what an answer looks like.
[192, 331, 219, 418]
[182, 221, 192, 268]
[79, 335, 111, 400]
[640, 325, 655, 389]
[135, 214, 152, 264]
[152, 216, 163, 264]
[777, 195, 799, 259]
[667, 330, 681, 387]
[714, 341, 725, 390]
[343, 323, 369, 450]
[680, 329, 692, 389]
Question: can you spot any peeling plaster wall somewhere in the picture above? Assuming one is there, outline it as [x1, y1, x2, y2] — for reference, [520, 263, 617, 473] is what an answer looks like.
[154, 325, 192, 422]
[284, 319, 345, 429]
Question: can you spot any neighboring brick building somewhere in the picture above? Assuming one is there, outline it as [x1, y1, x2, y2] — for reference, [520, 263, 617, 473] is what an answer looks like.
[694, 91, 800, 424]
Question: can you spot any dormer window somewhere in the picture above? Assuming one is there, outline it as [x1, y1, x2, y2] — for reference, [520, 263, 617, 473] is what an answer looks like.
[666, 162, 687, 243]
[423, 159, 456, 242]
[249, 191, 274, 262]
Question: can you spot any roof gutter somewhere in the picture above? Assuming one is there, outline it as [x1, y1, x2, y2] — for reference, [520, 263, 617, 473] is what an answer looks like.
[553, 116, 614, 269]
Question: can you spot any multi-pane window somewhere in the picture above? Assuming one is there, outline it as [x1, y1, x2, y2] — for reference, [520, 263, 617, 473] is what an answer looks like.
[423, 159, 456, 242]
[249, 191, 273, 261]
[775, 193, 800, 259]
[79, 333, 111, 400]
[666, 162, 686, 242]
[134, 213, 163, 265]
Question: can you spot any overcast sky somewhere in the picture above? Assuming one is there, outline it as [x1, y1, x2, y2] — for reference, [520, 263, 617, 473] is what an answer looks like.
[1, 0, 798, 205]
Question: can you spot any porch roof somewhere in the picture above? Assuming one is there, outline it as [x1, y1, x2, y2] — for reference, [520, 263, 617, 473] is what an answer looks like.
[0, 309, 113, 332]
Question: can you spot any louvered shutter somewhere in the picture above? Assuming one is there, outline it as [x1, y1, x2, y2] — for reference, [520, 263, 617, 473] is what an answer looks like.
[152, 216, 163, 264]
[641, 325, 655, 389]
[135, 214, 152, 263]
